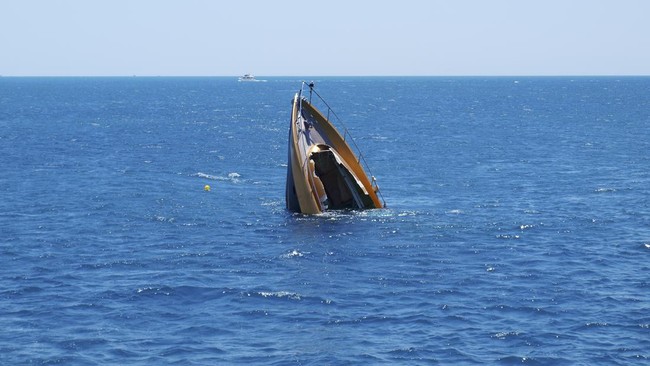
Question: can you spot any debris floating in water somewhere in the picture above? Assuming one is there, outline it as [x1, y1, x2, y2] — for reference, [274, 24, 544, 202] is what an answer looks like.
[204, 184, 211, 192]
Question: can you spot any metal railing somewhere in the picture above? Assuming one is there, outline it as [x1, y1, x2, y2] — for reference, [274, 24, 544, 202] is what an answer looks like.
[298, 81, 386, 207]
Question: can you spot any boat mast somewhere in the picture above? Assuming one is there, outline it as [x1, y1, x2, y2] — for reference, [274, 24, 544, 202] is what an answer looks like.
[308, 81, 314, 103]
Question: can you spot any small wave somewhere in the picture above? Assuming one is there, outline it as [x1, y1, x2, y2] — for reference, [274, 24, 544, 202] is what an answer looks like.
[195, 172, 219, 180]
[492, 331, 521, 339]
[388, 346, 416, 355]
[584, 321, 609, 327]
[194, 172, 241, 183]
[328, 315, 392, 325]
[498, 355, 560, 364]
[397, 210, 419, 217]
[245, 290, 332, 304]
[136, 286, 172, 296]
[258, 291, 302, 300]
[496, 234, 520, 239]
[260, 200, 282, 207]
[153, 215, 175, 223]
[594, 187, 616, 193]
[280, 249, 307, 259]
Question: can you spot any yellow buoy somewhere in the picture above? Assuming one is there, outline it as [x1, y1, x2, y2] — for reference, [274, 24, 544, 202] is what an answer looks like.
[204, 184, 211, 192]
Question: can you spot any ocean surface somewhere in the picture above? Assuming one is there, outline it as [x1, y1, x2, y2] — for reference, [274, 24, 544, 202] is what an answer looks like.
[1, 76, 649, 365]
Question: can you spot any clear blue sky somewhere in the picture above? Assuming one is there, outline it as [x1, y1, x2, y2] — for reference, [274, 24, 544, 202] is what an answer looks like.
[2, 0, 649, 76]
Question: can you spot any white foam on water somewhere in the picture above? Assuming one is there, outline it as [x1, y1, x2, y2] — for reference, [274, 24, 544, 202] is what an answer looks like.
[194, 172, 242, 183]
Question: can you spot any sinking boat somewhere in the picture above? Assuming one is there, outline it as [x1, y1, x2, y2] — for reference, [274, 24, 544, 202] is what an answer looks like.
[286, 82, 385, 214]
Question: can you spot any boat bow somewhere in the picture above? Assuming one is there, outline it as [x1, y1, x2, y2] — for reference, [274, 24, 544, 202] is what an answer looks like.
[286, 83, 384, 214]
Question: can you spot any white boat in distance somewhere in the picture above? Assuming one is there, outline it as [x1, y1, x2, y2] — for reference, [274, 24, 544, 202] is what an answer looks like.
[238, 74, 266, 82]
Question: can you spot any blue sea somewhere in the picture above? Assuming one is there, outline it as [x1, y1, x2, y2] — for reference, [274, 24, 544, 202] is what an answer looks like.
[1, 76, 649, 365]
